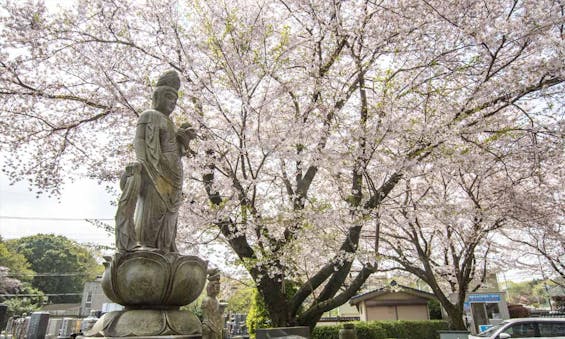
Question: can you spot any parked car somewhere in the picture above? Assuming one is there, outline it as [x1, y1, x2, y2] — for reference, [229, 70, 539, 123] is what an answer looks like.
[469, 318, 565, 339]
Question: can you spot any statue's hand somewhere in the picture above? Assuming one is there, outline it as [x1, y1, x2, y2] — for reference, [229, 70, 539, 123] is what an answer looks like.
[178, 122, 197, 141]
[177, 123, 197, 156]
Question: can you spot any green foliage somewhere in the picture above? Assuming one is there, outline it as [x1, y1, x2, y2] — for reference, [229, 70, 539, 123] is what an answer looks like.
[3, 284, 45, 319]
[312, 322, 387, 339]
[312, 320, 449, 339]
[311, 325, 342, 339]
[428, 299, 443, 320]
[0, 242, 34, 281]
[227, 285, 254, 314]
[180, 289, 206, 321]
[353, 322, 388, 339]
[506, 279, 554, 308]
[0, 238, 45, 324]
[378, 320, 449, 339]
[246, 288, 271, 337]
[6, 234, 102, 303]
[246, 281, 301, 337]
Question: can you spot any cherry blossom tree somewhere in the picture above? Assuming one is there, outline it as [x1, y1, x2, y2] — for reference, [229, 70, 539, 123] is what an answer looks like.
[502, 136, 564, 287]
[512, 219, 565, 287]
[377, 158, 513, 329]
[1, 0, 563, 327]
[375, 93, 564, 329]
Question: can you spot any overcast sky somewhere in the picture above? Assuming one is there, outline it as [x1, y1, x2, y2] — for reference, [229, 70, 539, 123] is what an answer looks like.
[0, 173, 116, 248]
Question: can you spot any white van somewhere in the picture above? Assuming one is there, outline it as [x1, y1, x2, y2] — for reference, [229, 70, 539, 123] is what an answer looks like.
[469, 318, 565, 339]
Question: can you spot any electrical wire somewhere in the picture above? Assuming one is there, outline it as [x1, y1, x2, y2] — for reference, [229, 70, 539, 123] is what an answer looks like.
[0, 293, 84, 297]
[3, 273, 92, 277]
[0, 216, 112, 221]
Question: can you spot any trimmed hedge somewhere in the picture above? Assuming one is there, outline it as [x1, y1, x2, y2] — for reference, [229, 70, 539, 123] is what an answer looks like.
[312, 320, 449, 339]
[312, 322, 386, 339]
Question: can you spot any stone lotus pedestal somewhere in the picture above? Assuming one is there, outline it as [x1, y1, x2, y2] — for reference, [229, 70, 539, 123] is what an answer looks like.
[84, 251, 207, 338]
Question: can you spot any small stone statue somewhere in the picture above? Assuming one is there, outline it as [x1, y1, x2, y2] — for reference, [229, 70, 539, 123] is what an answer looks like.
[201, 269, 223, 339]
[114, 70, 197, 252]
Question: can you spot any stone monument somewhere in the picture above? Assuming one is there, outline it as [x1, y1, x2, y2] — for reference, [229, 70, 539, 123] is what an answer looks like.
[84, 70, 207, 338]
[15, 314, 30, 339]
[25, 312, 49, 339]
[0, 304, 7, 332]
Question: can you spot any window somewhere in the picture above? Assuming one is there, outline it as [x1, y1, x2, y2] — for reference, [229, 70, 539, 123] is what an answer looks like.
[485, 303, 500, 319]
[85, 291, 92, 309]
[503, 322, 537, 338]
[539, 322, 565, 337]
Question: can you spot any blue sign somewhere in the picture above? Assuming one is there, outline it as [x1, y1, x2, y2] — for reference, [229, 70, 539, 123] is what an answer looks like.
[468, 293, 501, 303]
[463, 302, 471, 310]
[479, 324, 493, 333]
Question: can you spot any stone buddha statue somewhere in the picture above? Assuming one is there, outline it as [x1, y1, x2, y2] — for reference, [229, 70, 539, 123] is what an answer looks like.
[115, 70, 196, 253]
[89, 70, 207, 338]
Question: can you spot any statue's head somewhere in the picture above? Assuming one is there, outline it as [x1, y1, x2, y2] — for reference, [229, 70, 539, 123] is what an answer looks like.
[206, 268, 221, 297]
[152, 70, 180, 115]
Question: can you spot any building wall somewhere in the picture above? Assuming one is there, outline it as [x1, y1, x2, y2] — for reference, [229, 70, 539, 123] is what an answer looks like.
[396, 305, 429, 320]
[378, 291, 416, 300]
[364, 304, 428, 321]
[366, 305, 397, 320]
[357, 290, 433, 321]
[80, 281, 111, 317]
[359, 302, 368, 321]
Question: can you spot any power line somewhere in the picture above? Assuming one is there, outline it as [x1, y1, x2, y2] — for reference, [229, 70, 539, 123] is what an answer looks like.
[0, 293, 84, 297]
[0, 216, 113, 221]
[4, 272, 92, 277]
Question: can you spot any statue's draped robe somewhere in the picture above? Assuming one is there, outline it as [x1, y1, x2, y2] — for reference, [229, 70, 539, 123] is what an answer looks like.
[115, 163, 141, 251]
[134, 109, 182, 252]
[202, 296, 223, 339]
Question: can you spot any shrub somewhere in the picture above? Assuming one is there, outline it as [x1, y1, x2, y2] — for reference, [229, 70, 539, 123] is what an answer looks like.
[312, 323, 387, 339]
[312, 320, 449, 339]
[379, 320, 448, 339]
[246, 288, 271, 338]
[246, 281, 300, 338]
[311, 324, 341, 339]
[428, 299, 443, 320]
[353, 322, 388, 339]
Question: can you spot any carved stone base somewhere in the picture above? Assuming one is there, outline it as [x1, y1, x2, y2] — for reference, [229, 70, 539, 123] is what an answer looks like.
[101, 251, 207, 307]
[84, 310, 202, 337]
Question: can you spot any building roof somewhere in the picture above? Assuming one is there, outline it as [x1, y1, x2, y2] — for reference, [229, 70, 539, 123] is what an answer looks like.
[350, 281, 436, 306]
[41, 303, 81, 311]
[40, 303, 82, 317]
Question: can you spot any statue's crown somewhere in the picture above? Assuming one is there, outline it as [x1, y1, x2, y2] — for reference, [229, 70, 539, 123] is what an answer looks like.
[156, 70, 180, 91]
[207, 268, 220, 282]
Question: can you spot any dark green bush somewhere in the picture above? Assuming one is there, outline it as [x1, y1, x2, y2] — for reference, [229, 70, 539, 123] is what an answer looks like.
[378, 320, 448, 339]
[312, 322, 386, 339]
[311, 324, 341, 339]
[354, 322, 387, 339]
[246, 281, 300, 338]
[312, 320, 449, 339]
[428, 299, 443, 320]
[245, 288, 271, 337]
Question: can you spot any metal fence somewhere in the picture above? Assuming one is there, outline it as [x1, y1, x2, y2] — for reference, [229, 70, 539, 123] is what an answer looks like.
[530, 311, 565, 318]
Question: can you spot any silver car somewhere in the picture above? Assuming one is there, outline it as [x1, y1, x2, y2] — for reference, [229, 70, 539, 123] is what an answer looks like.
[469, 318, 565, 339]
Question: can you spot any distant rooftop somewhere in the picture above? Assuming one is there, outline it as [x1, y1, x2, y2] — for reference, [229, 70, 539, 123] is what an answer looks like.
[350, 280, 436, 305]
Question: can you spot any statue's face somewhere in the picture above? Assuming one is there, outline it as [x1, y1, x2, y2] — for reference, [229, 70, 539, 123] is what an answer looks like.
[207, 281, 220, 297]
[153, 88, 178, 115]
